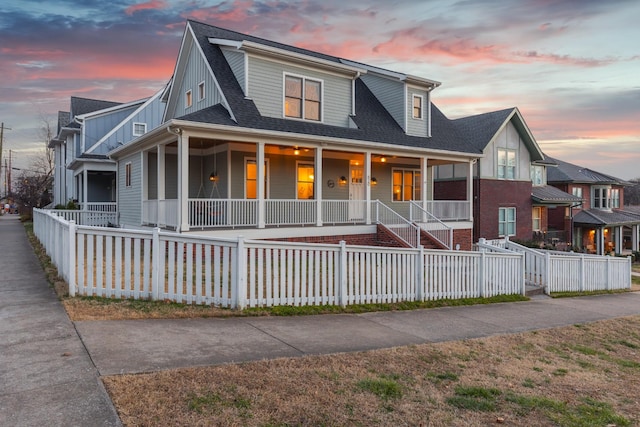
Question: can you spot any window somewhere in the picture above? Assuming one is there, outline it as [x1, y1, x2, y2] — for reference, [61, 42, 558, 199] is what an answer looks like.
[572, 187, 583, 199]
[392, 169, 421, 201]
[499, 207, 516, 237]
[412, 95, 423, 119]
[532, 207, 541, 231]
[125, 162, 132, 187]
[198, 81, 205, 101]
[530, 165, 544, 186]
[592, 186, 613, 209]
[245, 159, 268, 199]
[185, 90, 192, 108]
[611, 188, 620, 208]
[297, 163, 315, 199]
[497, 149, 516, 179]
[132, 122, 147, 137]
[284, 75, 321, 121]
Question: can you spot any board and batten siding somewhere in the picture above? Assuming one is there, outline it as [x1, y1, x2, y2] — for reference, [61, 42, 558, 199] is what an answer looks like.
[118, 152, 142, 227]
[83, 106, 137, 151]
[94, 96, 165, 155]
[222, 48, 246, 94]
[172, 42, 226, 119]
[360, 74, 405, 130]
[480, 121, 532, 180]
[247, 56, 352, 127]
[406, 87, 429, 138]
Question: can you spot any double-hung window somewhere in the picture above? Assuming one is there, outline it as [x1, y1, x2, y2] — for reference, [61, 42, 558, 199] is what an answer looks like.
[499, 207, 516, 237]
[532, 207, 541, 232]
[530, 165, 544, 186]
[297, 163, 315, 199]
[572, 187, 583, 199]
[611, 188, 620, 208]
[284, 75, 321, 121]
[497, 149, 516, 179]
[412, 95, 423, 119]
[245, 159, 269, 199]
[392, 169, 421, 201]
[592, 186, 611, 209]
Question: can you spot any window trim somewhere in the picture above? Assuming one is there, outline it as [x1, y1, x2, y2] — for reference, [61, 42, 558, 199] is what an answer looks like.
[530, 164, 545, 186]
[592, 185, 612, 210]
[198, 81, 205, 102]
[498, 207, 516, 237]
[532, 206, 541, 232]
[412, 94, 424, 120]
[244, 157, 270, 199]
[132, 122, 147, 137]
[283, 73, 324, 123]
[185, 89, 193, 109]
[296, 161, 315, 200]
[497, 148, 516, 180]
[125, 162, 132, 187]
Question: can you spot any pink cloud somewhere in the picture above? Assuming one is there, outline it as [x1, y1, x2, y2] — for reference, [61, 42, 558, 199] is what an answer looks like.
[125, 0, 167, 16]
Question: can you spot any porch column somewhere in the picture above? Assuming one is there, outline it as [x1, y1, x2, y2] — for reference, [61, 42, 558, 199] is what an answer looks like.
[597, 227, 605, 255]
[315, 147, 323, 227]
[615, 226, 623, 254]
[365, 151, 372, 224]
[178, 132, 190, 232]
[467, 160, 474, 221]
[157, 144, 166, 226]
[83, 169, 88, 205]
[257, 142, 265, 229]
[420, 156, 428, 216]
[632, 224, 639, 252]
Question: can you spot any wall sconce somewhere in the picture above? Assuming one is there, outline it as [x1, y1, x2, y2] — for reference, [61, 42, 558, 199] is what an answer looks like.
[339, 176, 347, 185]
[371, 177, 378, 185]
[380, 157, 387, 163]
[209, 172, 219, 182]
[293, 146, 300, 155]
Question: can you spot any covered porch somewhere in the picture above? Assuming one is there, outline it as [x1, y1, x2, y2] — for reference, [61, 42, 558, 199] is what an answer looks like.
[140, 127, 474, 239]
[574, 209, 640, 255]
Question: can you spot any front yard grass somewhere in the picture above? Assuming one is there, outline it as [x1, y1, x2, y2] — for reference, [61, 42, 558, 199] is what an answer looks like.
[103, 315, 640, 426]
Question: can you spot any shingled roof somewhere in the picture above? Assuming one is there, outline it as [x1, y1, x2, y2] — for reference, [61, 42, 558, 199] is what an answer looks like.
[546, 156, 626, 185]
[574, 209, 640, 226]
[184, 20, 481, 155]
[70, 97, 122, 119]
[532, 185, 582, 204]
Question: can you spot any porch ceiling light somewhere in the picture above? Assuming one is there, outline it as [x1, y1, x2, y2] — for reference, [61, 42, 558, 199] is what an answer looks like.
[380, 157, 387, 163]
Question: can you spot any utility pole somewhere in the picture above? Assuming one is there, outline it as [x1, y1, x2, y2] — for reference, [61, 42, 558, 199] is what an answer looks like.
[0, 122, 11, 199]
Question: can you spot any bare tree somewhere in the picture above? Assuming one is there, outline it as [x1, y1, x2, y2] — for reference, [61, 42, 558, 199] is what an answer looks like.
[625, 178, 640, 206]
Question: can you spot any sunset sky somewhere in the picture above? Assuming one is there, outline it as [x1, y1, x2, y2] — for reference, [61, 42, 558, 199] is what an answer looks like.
[1, 0, 639, 180]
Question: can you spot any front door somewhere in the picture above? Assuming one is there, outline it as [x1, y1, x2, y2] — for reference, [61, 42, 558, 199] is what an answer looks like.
[349, 165, 364, 220]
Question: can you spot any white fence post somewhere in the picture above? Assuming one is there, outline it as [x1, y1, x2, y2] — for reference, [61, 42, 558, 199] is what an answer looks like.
[151, 228, 160, 301]
[628, 256, 633, 290]
[605, 257, 611, 291]
[478, 249, 485, 298]
[520, 253, 526, 296]
[416, 245, 424, 301]
[234, 236, 246, 310]
[579, 254, 585, 293]
[68, 221, 76, 297]
[544, 251, 551, 292]
[339, 240, 347, 308]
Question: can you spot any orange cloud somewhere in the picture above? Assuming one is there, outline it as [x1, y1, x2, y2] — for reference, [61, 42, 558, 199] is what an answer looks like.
[125, 0, 167, 15]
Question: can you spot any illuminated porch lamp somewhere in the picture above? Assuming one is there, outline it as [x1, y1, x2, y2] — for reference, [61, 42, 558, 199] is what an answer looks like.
[339, 176, 347, 185]
[371, 177, 378, 185]
[209, 171, 219, 182]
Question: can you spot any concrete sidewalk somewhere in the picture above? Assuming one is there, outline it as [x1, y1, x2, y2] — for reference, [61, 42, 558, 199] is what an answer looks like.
[2, 212, 640, 426]
[0, 214, 121, 427]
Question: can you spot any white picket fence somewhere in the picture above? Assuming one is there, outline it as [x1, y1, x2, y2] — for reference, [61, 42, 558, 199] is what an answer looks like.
[477, 237, 631, 293]
[33, 208, 526, 309]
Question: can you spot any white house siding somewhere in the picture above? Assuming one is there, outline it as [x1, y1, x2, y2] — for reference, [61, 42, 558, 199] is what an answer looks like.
[406, 87, 429, 137]
[173, 42, 225, 119]
[360, 74, 405, 130]
[480, 121, 532, 180]
[94, 96, 165, 155]
[222, 48, 246, 94]
[118, 152, 142, 227]
[247, 56, 352, 127]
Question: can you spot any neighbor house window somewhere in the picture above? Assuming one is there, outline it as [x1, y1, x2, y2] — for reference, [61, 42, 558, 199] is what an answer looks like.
[392, 169, 421, 201]
[572, 187, 583, 199]
[198, 81, 205, 101]
[592, 186, 612, 209]
[497, 149, 516, 179]
[185, 90, 193, 108]
[125, 162, 132, 187]
[532, 207, 541, 231]
[611, 188, 620, 208]
[499, 207, 516, 237]
[284, 74, 322, 121]
[245, 159, 269, 199]
[297, 163, 315, 199]
[132, 122, 147, 137]
[530, 165, 544, 186]
[412, 94, 423, 119]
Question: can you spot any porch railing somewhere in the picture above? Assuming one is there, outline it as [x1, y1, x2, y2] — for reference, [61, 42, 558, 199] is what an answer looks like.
[409, 201, 453, 249]
[79, 202, 117, 212]
[322, 200, 366, 224]
[373, 200, 420, 248]
[143, 199, 179, 228]
[266, 199, 316, 226]
[49, 209, 117, 227]
[188, 199, 258, 228]
[425, 200, 470, 221]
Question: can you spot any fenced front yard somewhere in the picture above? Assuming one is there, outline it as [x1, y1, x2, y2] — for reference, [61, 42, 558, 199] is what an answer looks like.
[34, 209, 524, 309]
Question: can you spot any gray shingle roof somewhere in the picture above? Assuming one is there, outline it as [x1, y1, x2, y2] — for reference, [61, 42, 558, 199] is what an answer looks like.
[57, 111, 70, 134]
[573, 209, 640, 226]
[545, 156, 626, 185]
[185, 20, 482, 155]
[532, 185, 582, 204]
[451, 108, 513, 151]
[70, 96, 121, 118]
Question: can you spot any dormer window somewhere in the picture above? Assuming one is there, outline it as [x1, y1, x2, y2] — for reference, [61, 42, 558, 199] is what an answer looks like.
[284, 74, 322, 121]
[412, 95, 423, 119]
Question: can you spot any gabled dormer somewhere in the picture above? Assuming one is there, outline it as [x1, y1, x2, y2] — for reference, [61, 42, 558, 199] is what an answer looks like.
[346, 61, 440, 137]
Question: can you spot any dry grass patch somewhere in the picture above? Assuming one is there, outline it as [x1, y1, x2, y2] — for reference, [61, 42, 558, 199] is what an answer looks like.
[103, 316, 640, 427]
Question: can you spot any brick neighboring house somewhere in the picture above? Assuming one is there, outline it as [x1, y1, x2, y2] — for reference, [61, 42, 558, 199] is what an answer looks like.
[434, 108, 579, 243]
[546, 156, 640, 254]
